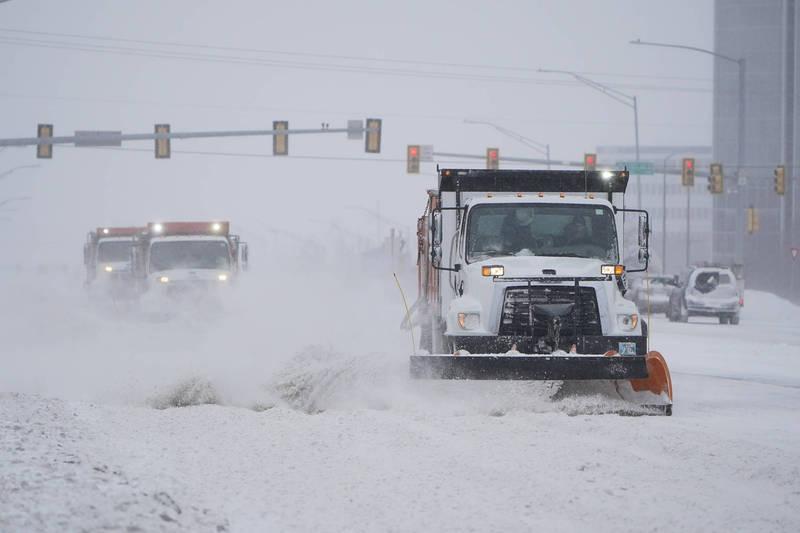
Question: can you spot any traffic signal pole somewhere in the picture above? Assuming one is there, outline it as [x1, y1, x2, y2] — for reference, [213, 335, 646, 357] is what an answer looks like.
[0, 121, 381, 155]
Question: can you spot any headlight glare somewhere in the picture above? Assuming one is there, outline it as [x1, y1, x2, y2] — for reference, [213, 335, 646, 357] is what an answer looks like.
[158, 276, 169, 283]
[218, 274, 228, 281]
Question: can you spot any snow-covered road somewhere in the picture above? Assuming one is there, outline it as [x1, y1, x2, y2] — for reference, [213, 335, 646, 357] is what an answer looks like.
[2, 273, 799, 532]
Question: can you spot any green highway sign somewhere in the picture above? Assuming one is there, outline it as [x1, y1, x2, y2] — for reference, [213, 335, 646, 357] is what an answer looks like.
[615, 161, 655, 175]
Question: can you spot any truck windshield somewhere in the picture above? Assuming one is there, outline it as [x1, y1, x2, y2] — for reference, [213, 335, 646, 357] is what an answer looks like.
[97, 241, 132, 263]
[149, 241, 230, 271]
[466, 204, 619, 263]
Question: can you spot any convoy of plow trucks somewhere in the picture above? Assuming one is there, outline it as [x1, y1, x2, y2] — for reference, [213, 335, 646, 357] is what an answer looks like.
[87, 169, 675, 414]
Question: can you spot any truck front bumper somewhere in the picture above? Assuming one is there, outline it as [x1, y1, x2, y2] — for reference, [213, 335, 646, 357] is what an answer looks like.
[447, 334, 648, 356]
[410, 353, 648, 381]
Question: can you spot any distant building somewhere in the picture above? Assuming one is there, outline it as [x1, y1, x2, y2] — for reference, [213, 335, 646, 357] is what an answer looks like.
[714, 0, 799, 300]
[596, 145, 713, 275]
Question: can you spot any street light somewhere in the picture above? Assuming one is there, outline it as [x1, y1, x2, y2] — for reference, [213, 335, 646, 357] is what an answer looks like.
[538, 68, 641, 208]
[464, 119, 551, 169]
[630, 38, 746, 264]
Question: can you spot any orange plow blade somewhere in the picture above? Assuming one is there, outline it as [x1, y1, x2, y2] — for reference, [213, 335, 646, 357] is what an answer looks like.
[630, 351, 673, 402]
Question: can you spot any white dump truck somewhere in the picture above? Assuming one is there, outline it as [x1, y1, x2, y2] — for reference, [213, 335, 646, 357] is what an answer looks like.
[131, 221, 248, 298]
[83, 226, 143, 299]
[408, 168, 672, 414]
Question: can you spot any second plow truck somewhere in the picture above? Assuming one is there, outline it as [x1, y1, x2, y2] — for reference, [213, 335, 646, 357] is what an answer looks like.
[408, 168, 673, 415]
[131, 221, 248, 300]
[84, 226, 143, 300]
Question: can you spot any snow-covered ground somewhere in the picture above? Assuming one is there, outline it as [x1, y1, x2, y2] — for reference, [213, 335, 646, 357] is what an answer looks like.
[1, 270, 799, 532]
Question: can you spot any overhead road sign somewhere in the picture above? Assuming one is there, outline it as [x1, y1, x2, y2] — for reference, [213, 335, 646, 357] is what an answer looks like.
[615, 161, 655, 175]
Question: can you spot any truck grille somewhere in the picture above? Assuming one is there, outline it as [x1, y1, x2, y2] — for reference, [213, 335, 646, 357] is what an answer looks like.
[498, 285, 602, 337]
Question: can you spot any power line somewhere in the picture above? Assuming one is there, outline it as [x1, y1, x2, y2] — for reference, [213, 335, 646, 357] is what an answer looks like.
[0, 91, 713, 128]
[0, 27, 713, 84]
[0, 35, 711, 94]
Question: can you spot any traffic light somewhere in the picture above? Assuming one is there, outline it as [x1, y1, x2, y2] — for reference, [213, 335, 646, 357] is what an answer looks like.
[584, 153, 597, 171]
[486, 147, 499, 170]
[154, 124, 170, 159]
[774, 165, 786, 195]
[273, 121, 288, 156]
[708, 163, 724, 194]
[746, 206, 760, 234]
[36, 124, 53, 159]
[407, 145, 420, 174]
[681, 158, 695, 186]
[365, 118, 382, 153]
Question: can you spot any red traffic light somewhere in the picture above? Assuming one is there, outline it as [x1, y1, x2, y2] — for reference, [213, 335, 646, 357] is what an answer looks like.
[409, 146, 418, 156]
[684, 159, 694, 169]
[488, 149, 498, 159]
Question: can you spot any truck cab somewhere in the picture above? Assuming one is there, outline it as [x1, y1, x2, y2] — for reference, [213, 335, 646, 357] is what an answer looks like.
[416, 169, 650, 356]
[132, 221, 248, 296]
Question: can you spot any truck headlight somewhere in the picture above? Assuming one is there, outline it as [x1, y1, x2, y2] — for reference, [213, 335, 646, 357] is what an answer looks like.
[617, 313, 638, 331]
[218, 274, 228, 281]
[158, 276, 169, 283]
[104, 265, 113, 273]
[481, 265, 504, 277]
[601, 264, 625, 276]
[457, 312, 480, 330]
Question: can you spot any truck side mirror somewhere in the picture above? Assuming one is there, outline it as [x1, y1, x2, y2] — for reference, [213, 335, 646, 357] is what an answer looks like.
[432, 210, 442, 247]
[638, 214, 649, 247]
[431, 210, 442, 267]
[83, 243, 90, 267]
[240, 242, 249, 271]
[638, 248, 649, 263]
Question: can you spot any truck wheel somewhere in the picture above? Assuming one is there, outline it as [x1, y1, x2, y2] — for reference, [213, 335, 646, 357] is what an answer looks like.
[730, 314, 740, 325]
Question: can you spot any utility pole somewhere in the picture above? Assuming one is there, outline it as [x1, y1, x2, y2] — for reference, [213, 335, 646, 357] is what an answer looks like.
[662, 152, 680, 274]
[538, 69, 641, 207]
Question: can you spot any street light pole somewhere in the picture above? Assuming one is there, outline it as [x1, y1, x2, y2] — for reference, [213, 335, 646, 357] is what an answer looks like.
[538, 69, 642, 207]
[464, 119, 552, 169]
[630, 38, 746, 266]
[661, 151, 680, 274]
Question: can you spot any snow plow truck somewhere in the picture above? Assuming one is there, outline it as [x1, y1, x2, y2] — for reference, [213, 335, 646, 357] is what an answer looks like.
[131, 221, 248, 298]
[407, 168, 673, 415]
[84, 226, 143, 299]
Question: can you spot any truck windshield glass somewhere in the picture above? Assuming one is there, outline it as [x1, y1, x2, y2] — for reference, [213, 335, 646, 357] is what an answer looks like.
[466, 204, 619, 263]
[97, 241, 132, 263]
[149, 241, 230, 271]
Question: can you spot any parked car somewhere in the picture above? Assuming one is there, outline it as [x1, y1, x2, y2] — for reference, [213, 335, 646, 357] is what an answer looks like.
[628, 276, 678, 314]
[667, 266, 742, 324]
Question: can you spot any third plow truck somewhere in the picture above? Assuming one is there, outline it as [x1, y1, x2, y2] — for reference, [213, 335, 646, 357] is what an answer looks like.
[407, 168, 673, 415]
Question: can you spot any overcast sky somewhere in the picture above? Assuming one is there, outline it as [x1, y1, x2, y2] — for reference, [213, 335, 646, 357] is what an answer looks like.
[0, 0, 714, 263]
